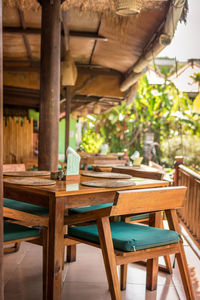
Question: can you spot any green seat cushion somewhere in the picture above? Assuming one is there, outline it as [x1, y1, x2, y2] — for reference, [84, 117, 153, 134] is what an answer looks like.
[129, 213, 149, 221]
[4, 198, 48, 216]
[68, 222, 180, 252]
[69, 203, 112, 215]
[87, 165, 93, 170]
[4, 221, 40, 242]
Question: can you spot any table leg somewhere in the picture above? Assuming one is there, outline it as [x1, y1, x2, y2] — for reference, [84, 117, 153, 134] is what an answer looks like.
[47, 196, 64, 300]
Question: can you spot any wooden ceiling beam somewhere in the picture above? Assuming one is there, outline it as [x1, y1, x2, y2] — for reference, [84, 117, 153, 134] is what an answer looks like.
[3, 27, 41, 35]
[3, 86, 40, 108]
[3, 27, 107, 41]
[69, 31, 107, 42]
[72, 95, 122, 103]
[3, 59, 40, 72]
[77, 65, 122, 76]
[4, 62, 122, 76]
[3, 95, 39, 108]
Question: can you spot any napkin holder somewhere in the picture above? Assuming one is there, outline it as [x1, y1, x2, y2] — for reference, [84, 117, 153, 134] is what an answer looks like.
[65, 150, 81, 181]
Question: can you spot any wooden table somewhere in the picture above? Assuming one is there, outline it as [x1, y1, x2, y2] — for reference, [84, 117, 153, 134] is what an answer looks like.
[4, 176, 168, 300]
[112, 165, 164, 180]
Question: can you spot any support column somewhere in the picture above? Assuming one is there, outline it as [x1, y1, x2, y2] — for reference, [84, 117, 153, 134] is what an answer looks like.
[0, 0, 3, 298]
[38, 0, 61, 171]
[65, 87, 71, 162]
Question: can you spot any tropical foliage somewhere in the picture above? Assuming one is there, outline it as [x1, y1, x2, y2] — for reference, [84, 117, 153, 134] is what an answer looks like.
[80, 74, 200, 167]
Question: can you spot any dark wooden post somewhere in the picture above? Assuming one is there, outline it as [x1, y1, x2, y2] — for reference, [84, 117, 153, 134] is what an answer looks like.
[0, 0, 4, 298]
[38, 0, 62, 171]
[173, 156, 184, 186]
[65, 87, 71, 162]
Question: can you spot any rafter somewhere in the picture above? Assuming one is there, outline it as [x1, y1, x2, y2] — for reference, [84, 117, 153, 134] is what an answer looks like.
[3, 27, 107, 41]
[17, 9, 33, 62]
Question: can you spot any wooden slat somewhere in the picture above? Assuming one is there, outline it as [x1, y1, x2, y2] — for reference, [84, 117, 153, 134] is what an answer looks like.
[3, 117, 33, 164]
[176, 165, 200, 250]
[111, 187, 186, 216]
[196, 182, 200, 240]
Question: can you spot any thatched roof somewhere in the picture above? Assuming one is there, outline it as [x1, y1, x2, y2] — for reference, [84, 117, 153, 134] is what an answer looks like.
[3, 0, 188, 21]
[3, 0, 165, 12]
[3, 0, 187, 113]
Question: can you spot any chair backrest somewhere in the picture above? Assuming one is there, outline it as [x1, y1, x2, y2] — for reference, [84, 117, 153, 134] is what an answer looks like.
[110, 186, 187, 217]
[64, 186, 187, 226]
[3, 164, 26, 172]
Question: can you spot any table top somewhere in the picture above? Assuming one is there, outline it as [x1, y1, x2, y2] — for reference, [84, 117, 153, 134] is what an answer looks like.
[4, 174, 168, 197]
[112, 165, 164, 173]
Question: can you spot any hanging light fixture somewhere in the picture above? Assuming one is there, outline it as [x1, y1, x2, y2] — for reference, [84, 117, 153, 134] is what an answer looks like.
[116, 0, 142, 16]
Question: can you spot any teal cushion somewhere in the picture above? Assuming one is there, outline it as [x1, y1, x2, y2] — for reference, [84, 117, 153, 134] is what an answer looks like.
[129, 213, 149, 221]
[87, 165, 93, 170]
[4, 198, 48, 216]
[4, 221, 40, 242]
[68, 222, 180, 252]
[69, 203, 112, 215]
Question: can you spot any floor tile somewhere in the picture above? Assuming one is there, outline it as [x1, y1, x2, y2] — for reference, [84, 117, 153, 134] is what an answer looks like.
[3, 241, 200, 300]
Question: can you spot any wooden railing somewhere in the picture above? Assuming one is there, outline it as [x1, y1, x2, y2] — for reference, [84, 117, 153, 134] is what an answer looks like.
[174, 157, 200, 255]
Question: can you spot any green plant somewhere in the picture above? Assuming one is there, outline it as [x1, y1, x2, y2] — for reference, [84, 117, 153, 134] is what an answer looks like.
[79, 74, 200, 169]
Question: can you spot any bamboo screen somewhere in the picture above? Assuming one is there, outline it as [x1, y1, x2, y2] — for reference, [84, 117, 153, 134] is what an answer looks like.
[3, 117, 33, 164]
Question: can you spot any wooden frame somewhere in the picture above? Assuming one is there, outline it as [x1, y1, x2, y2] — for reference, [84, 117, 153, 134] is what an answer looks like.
[65, 187, 194, 300]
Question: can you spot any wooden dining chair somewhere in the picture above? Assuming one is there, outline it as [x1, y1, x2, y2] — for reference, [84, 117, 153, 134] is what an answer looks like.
[111, 166, 171, 273]
[3, 163, 49, 253]
[65, 186, 194, 300]
[3, 219, 48, 300]
[67, 208, 172, 274]
[3, 198, 49, 253]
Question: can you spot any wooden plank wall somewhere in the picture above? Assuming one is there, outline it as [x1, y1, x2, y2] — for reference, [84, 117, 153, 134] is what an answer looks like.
[3, 117, 33, 164]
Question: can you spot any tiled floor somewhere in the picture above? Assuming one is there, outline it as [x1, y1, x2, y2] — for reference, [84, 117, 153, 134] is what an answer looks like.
[3, 240, 200, 300]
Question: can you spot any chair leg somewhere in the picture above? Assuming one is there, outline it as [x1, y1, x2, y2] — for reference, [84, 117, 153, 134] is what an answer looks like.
[163, 255, 173, 274]
[166, 209, 195, 300]
[67, 245, 77, 262]
[146, 258, 159, 291]
[42, 228, 49, 300]
[176, 243, 195, 300]
[160, 221, 173, 274]
[150, 212, 173, 274]
[120, 264, 128, 290]
[97, 217, 122, 300]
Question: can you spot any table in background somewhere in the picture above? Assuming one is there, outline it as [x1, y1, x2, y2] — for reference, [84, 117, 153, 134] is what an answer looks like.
[112, 165, 164, 180]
